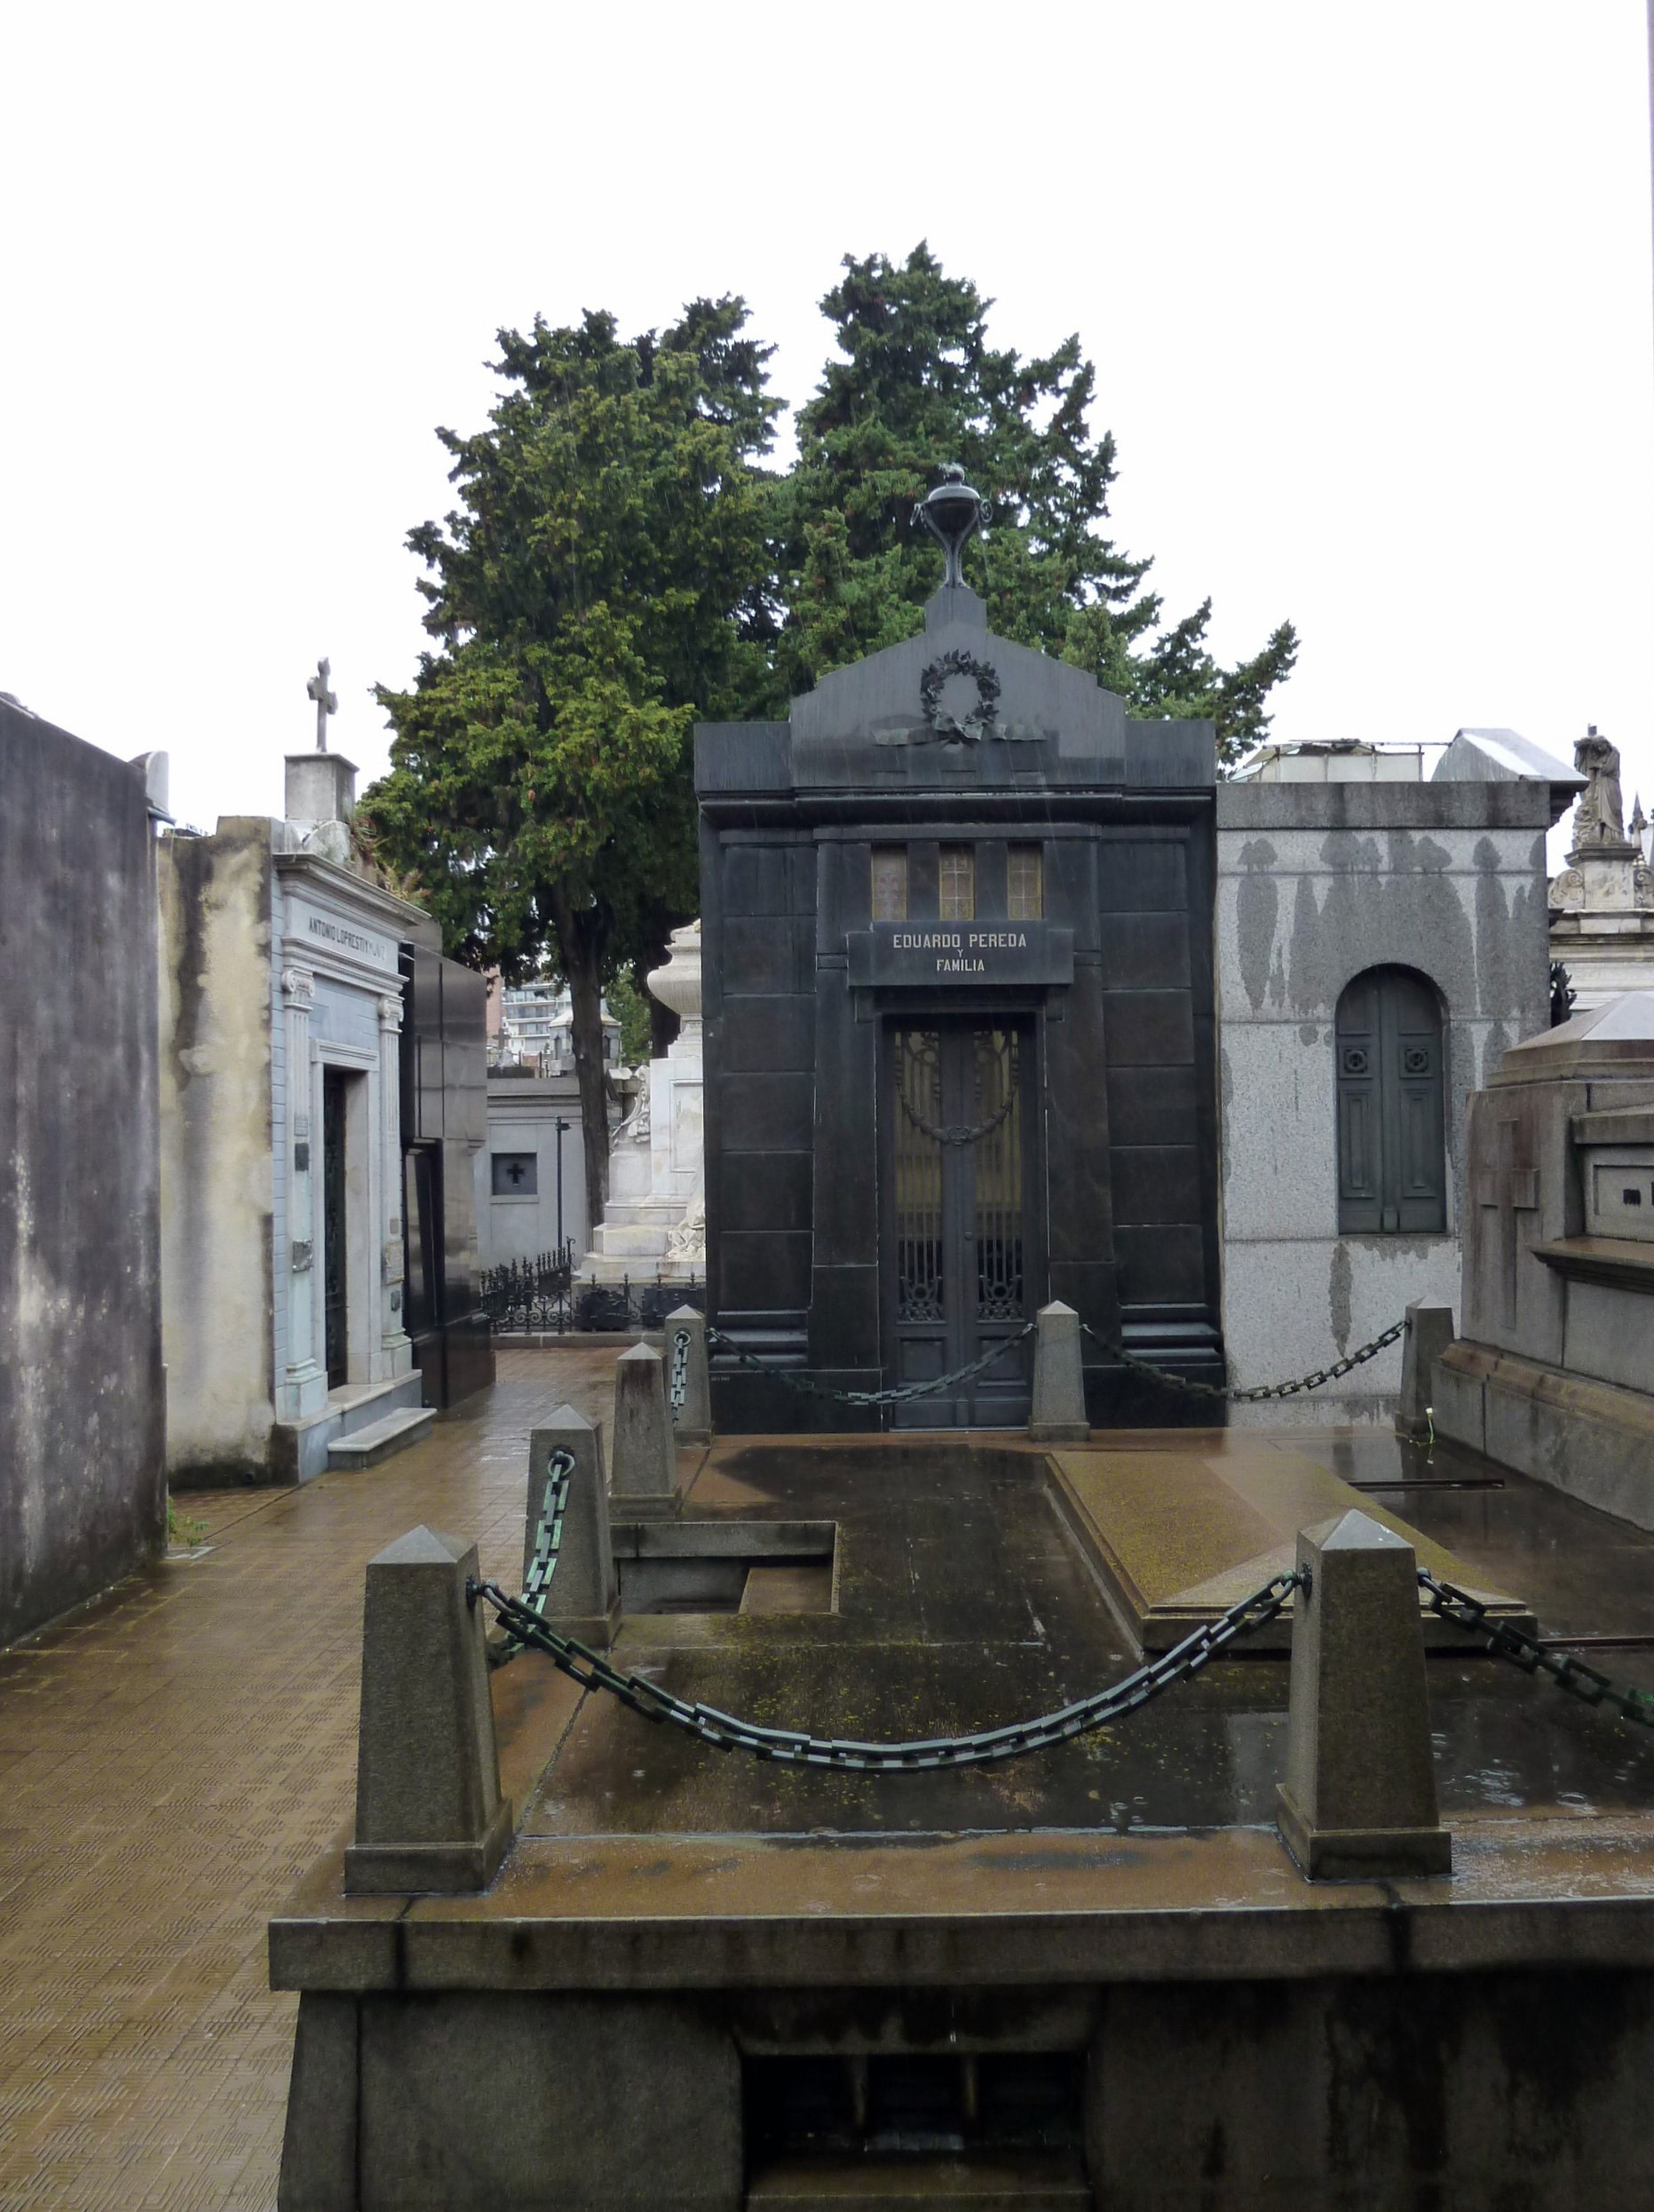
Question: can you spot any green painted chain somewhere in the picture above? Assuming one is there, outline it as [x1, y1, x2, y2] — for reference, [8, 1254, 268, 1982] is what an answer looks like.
[488, 1449, 574, 1669]
[706, 1319, 1036, 1408]
[471, 1566, 1301, 1768]
[1418, 1569, 1654, 1732]
[667, 1325, 692, 1425]
[1080, 1316, 1407, 1403]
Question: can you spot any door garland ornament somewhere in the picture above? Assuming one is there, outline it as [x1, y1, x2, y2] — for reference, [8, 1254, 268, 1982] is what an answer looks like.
[896, 1068, 1017, 1148]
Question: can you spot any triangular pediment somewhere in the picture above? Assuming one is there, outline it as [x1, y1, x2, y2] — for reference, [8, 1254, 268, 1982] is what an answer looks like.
[790, 584, 1128, 765]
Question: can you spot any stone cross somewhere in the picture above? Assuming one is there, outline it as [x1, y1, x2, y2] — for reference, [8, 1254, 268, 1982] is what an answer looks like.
[306, 657, 337, 752]
[1477, 1116, 1539, 1332]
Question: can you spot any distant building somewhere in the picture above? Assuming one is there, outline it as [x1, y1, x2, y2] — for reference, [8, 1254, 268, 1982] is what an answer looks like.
[495, 978, 622, 1070]
[475, 1064, 637, 1271]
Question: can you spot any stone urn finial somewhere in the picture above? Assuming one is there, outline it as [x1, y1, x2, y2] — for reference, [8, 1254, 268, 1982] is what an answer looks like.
[645, 921, 701, 1033]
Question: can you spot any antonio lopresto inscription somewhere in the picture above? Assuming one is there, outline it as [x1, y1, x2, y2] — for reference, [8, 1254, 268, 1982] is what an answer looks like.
[286, 897, 399, 973]
[847, 921, 1074, 987]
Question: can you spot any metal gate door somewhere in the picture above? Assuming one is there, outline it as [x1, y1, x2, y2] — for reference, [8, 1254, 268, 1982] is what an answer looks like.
[887, 1021, 1034, 1427]
[322, 1070, 349, 1389]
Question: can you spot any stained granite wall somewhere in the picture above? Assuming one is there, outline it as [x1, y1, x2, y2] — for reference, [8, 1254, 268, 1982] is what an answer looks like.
[0, 698, 166, 1647]
[1215, 781, 1553, 1423]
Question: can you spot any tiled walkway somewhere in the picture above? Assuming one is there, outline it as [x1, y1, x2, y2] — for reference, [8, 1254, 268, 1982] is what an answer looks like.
[0, 1349, 621, 2212]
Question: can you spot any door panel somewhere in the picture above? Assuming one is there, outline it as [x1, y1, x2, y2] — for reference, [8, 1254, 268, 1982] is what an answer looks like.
[888, 1020, 1034, 1427]
[1335, 967, 1445, 1235]
[322, 1069, 349, 1389]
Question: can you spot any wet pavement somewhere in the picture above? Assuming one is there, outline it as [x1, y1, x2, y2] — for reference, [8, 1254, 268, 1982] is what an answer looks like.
[9, 1354, 1654, 2208]
[0, 1347, 621, 2212]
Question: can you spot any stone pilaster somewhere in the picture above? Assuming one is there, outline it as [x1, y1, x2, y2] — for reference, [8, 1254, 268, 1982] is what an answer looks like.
[377, 991, 412, 1374]
[281, 965, 327, 1418]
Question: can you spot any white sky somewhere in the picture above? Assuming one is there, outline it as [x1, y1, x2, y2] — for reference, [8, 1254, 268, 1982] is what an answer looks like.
[4, 1, 1651, 844]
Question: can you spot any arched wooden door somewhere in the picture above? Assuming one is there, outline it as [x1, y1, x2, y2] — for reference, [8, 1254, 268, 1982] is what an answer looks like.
[1335, 967, 1446, 1233]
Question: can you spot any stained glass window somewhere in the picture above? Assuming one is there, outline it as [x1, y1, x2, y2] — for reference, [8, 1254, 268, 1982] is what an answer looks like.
[938, 846, 975, 922]
[871, 848, 907, 922]
[1007, 845, 1043, 921]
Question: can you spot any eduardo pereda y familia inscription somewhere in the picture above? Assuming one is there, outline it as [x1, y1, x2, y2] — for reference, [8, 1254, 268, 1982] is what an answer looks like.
[892, 929, 1033, 974]
[847, 921, 1076, 988]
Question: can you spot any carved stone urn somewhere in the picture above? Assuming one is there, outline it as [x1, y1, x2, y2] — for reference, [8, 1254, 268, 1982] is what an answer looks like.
[645, 922, 702, 1035]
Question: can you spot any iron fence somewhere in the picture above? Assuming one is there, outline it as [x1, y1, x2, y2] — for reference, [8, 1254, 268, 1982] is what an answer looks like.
[480, 1253, 704, 1337]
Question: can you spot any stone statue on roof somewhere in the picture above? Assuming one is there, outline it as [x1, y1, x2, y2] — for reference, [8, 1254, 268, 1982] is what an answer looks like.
[1570, 726, 1634, 855]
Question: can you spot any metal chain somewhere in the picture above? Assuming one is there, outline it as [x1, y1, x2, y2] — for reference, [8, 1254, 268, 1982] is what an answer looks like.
[668, 1326, 691, 1425]
[471, 1568, 1301, 1769]
[1418, 1569, 1654, 1732]
[706, 1319, 1035, 1408]
[489, 1449, 574, 1669]
[1080, 1317, 1406, 1404]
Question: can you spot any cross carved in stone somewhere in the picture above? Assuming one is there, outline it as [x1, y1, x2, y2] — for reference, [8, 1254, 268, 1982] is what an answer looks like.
[1477, 1115, 1539, 1332]
[306, 657, 337, 752]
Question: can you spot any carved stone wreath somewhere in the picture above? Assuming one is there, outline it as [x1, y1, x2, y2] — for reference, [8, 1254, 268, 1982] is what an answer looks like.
[919, 649, 1001, 743]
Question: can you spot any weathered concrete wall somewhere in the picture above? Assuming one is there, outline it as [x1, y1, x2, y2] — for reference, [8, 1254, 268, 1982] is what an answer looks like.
[0, 700, 165, 1647]
[156, 821, 276, 1479]
[279, 1970, 1654, 2210]
[1215, 783, 1551, 1423]
[1092, 1969, 1654, 2208]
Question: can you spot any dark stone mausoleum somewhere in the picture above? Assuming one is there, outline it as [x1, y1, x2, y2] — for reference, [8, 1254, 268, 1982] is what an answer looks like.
[699, 529, 1221, 1431]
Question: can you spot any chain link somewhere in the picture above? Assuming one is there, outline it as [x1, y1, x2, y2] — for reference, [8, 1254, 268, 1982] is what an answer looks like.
[471, 1568, 1300, 1769]
[1080, 1317, 1407, 1403]
[707, 1320, 1036, 1408]
[489, 1449, 574, 1669]
[668, 1326, 691, 1425]
[1418, 1569, 1654, 1732]
[704, 1312, 1402, 1411]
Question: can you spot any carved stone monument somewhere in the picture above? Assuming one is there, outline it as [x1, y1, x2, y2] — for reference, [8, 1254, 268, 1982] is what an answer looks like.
[1432, 991, 1654, 1524]
[1549, 728, 1654, 1010]
[584, 922, 705, 1281]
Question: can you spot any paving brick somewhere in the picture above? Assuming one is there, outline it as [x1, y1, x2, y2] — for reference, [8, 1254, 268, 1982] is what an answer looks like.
[0, 1347, 622, 2212]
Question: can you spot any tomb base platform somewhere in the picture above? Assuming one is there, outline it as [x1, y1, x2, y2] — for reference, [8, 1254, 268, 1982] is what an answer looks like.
[1434, 1338, 1654, 1533]
[1045, 1440, 1531, 1652]
[273, 1428, 1654, 2212]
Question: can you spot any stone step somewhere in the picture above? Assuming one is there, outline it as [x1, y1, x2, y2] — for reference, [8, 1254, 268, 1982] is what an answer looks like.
[747, 2154, 1089, 2206]
[326, 1407, 435, 1471]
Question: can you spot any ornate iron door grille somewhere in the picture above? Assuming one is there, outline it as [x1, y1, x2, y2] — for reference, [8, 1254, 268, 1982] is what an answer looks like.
[888, 1021, 1033, 1427]
[322, 1070, 349, 1389]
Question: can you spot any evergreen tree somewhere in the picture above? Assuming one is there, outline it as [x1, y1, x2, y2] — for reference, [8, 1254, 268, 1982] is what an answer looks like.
[365, 251, 1299, 1235]
[362, 299, 778, 1237]
[775, 244, 1296, 763]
